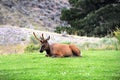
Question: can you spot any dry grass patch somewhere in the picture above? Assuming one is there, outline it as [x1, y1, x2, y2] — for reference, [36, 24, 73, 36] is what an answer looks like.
[0, 44, 26, 54]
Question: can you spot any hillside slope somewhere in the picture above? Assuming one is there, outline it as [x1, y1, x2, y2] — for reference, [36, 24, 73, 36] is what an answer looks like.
[0, 25, 101, 45]
[0, 25, 118, 54]
[0, 0, 70, 31]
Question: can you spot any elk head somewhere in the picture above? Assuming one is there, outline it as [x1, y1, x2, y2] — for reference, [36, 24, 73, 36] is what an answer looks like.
[33, 32, 50, 53]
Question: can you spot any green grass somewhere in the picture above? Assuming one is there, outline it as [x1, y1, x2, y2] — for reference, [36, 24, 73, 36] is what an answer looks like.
[0, 50, 120, 80]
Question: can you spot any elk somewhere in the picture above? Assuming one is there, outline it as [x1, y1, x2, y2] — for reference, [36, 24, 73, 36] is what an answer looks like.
[33, 32, 82, 57]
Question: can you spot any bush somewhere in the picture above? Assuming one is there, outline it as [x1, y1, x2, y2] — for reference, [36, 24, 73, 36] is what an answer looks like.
[30, 36, 39, 44]
[114, 28, 120, 43]
[25, 35, 40, 52]
[55, 26, 83, 36]
[24, 43, 40, 52]
[61, 41, 71, 44]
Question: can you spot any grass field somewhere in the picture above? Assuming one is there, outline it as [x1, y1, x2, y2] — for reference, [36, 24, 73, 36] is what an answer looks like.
[0, 50, 120, 80]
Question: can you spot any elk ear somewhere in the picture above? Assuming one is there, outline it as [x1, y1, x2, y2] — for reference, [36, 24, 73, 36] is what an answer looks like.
[46, 36, 50, 41]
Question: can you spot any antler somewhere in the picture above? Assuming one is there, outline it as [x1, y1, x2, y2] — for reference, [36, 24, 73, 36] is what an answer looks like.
[33, 32, 41, 41]
[41, 33, 45, 40]
[33, 32, 50, 43]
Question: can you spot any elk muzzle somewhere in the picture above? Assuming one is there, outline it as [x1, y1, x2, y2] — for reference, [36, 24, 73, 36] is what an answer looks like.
[39, 44, 45, 53]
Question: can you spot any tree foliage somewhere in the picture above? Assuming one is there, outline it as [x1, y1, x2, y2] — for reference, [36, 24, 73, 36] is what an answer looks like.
[58, 0, 120, 37]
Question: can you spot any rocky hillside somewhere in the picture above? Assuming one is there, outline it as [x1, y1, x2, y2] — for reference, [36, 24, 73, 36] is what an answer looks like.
[0, 25, 101, 45]
[0, 0, 70, 31]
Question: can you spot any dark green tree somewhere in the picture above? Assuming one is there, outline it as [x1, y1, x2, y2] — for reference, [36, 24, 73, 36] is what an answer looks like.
[58, 0, 120, 37]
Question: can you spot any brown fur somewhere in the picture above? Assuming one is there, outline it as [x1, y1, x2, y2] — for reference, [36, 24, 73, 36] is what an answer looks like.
[33, 32, 82, 58]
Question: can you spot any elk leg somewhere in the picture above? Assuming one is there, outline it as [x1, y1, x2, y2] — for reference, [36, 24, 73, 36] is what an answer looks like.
[45, 54, 49, 57]
[51, 54, 63, 58]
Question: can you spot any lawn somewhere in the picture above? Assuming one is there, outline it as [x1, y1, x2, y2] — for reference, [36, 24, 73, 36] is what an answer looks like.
[0, 50, 120, 80]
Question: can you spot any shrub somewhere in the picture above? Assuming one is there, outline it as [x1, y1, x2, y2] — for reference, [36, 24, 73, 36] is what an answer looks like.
[114, 28, 120, 43]
[25, 35, 40, 52]
[55, 26, 83, 36]
[30, 36, 39, 44]
[61, 41, 71, 44]
[24, 43, 40, 52]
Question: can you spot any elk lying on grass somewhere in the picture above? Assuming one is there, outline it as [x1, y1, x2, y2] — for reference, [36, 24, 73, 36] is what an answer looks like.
[33, 32, 82, 57]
